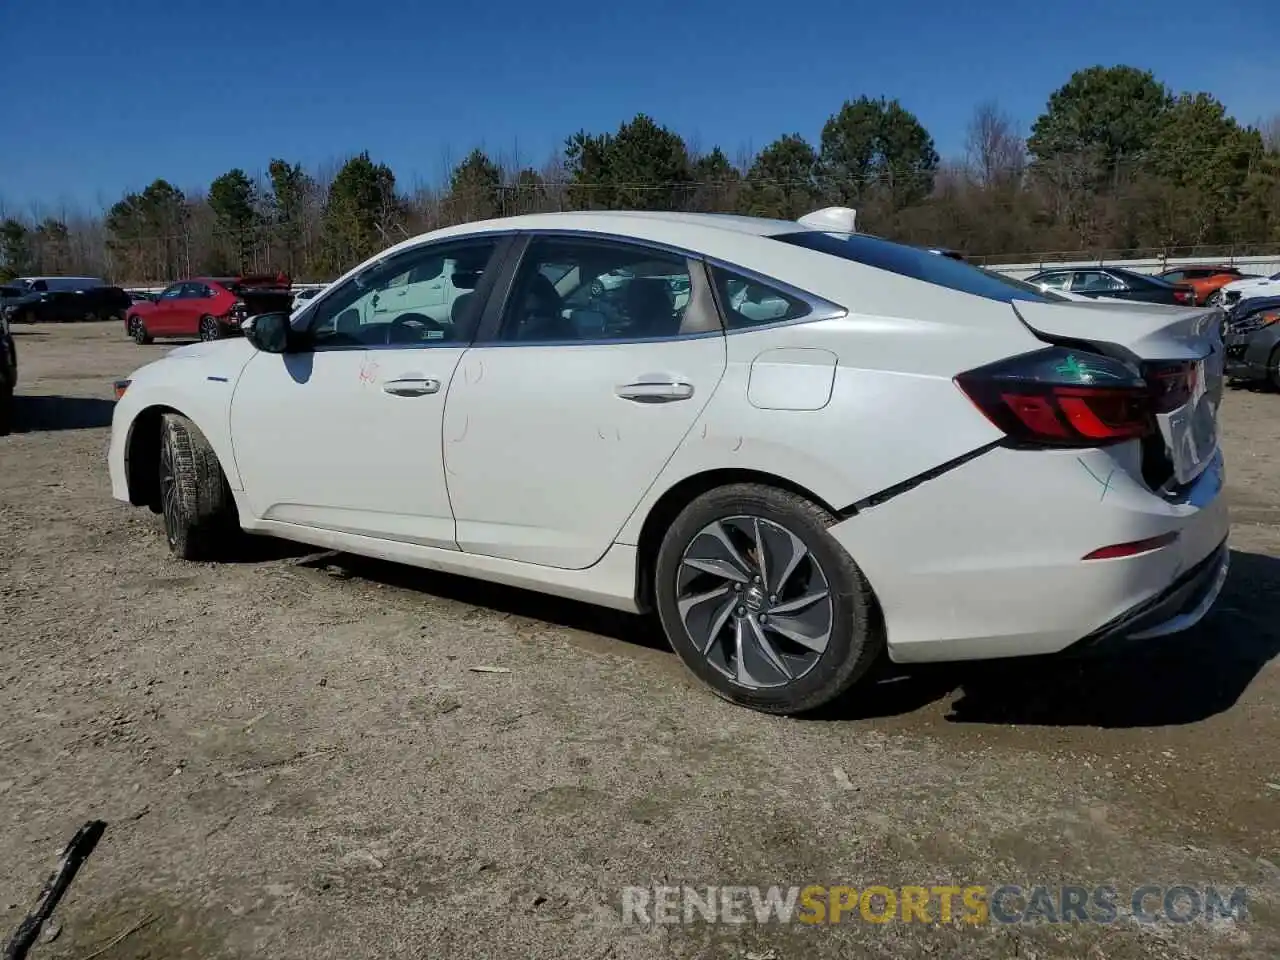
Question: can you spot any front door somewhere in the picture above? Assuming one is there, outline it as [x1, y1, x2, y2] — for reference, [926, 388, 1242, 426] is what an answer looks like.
[443, 235, 728, 569]
[151, 283, 186, 335]
[229, 236, 504, 547]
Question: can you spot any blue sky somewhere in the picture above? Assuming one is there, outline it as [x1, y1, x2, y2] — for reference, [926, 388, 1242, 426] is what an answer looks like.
[2, 0, 1277, 213]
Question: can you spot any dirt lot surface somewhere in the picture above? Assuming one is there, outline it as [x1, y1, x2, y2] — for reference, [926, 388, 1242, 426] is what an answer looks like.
[2, 323, 1278, 959]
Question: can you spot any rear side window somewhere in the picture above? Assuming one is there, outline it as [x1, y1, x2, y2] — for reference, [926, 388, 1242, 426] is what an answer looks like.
[710, 265, 812, 330]
[774, 231, 1067, 303]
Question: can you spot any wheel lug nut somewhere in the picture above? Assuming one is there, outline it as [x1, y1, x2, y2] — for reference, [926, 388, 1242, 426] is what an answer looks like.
[736, 606, 746, 616]
[769, 595, 777, 604]
[759, 614, 768, 624]
[733, 583, 741, 592]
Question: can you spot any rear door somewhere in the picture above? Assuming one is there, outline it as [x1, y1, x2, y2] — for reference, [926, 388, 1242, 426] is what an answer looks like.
[442, 234, 728, 569]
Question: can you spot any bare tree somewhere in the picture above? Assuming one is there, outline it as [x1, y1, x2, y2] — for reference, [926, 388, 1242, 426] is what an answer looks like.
[965, 101, 1026, 188]
[1262, 113, 1280, 153]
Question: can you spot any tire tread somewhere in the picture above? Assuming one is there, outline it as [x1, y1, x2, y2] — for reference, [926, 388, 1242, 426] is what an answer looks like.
[161, 413, 237, 561]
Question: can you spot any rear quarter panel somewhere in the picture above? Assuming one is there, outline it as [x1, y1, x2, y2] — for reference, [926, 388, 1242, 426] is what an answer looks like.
[614, 293, 1046, 545]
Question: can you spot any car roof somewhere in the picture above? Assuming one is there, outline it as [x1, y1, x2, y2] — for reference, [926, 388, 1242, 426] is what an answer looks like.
[435, 210, 807, 239]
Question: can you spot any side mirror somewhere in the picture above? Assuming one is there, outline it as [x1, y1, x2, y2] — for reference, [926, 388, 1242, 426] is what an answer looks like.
[243, 312, 294, 353]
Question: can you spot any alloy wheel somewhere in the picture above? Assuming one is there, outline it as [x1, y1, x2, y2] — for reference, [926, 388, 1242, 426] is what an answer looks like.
[675, 515, 833, 689]
[199, 317, 218, 341]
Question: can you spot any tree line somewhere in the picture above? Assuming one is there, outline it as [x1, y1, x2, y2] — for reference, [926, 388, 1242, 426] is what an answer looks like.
[2, 64, 1278, 285]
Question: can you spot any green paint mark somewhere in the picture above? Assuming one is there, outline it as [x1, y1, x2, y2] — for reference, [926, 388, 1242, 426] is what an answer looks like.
[1055, 354, 1124, 382]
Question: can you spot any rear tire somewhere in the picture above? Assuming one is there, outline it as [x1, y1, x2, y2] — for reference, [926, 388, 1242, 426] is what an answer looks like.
[653, 483, 883, 715]
[129, 316, 152, 345]
[199, 315, 221, 342]
[159, 413, 239, 561]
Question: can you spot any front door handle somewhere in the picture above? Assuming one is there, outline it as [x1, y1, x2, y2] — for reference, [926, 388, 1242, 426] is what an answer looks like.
[615, 380, 695, 403]
[382, 378, 440, 397]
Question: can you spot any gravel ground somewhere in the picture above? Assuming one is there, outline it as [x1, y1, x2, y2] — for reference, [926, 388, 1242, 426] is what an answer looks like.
[1, 323, 1278, 960]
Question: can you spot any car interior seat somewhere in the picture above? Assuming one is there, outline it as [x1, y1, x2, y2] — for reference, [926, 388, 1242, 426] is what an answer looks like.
[624, 278, 677, 338]
[515, 273, 571, 340]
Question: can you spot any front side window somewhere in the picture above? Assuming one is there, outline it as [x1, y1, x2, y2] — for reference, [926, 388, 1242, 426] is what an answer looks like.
[159, 284, 183, 300]
[498, 238, 695, 342]
[1034, 273, 1070, 291]
[709, 266, 812, 330]
[1073, 271, 1123, 293]
[304, 238, 498, 348]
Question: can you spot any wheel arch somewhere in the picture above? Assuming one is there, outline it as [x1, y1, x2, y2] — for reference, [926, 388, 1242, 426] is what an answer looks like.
[632, 468, 843, 613]
[124, 403, 244, 515]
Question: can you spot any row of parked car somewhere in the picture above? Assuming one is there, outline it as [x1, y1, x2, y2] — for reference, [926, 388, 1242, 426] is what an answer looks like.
[1024, 263, 1278, 306]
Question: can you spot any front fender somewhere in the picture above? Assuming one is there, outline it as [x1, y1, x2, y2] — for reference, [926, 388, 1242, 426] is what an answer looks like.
[109, 343, 258, 504]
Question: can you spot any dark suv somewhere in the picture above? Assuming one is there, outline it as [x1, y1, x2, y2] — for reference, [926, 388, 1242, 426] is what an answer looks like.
[3, 277, 131, 324]
[1, 310, 16, 435]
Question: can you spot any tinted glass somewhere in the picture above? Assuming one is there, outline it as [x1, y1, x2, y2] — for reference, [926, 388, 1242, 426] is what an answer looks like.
[1111, 268, 1170, 289]
[499, 238, 693, 342]
[1030, 272, 1070, 290]
[305, 238, 497, 348]
[709, 266, 812, 329]
[1073, 271, 1124, 293]
[774, 231, 1067, 302]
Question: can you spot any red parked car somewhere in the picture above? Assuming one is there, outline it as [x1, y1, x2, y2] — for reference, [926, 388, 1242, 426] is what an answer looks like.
[125, 275, 293, 344]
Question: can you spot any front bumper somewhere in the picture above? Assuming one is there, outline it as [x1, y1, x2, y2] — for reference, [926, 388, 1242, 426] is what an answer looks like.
[1224, 329, 1276, 380]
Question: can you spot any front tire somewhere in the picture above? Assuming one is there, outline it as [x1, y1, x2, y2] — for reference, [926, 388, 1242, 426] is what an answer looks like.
[159, 413, 239, 561]
[654, 483, 882, 715]
[129, 316, 152, 345]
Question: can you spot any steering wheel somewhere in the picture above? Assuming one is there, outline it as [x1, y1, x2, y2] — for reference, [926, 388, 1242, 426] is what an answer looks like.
[389, 312, 446, 343]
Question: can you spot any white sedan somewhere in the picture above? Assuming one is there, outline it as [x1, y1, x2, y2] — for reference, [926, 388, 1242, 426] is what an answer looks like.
[109, 208, 1229, 715]
[1212, 270, 1280, 308]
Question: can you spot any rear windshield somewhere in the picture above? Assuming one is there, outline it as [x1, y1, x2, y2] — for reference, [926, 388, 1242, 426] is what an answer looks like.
[1116, 269, 1173, 289]
[773, 231, 1067, 303]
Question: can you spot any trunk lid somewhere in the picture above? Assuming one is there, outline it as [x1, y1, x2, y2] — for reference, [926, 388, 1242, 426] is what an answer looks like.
[1012, 299, 1224, 490]
[1012, 300, 1221, 360]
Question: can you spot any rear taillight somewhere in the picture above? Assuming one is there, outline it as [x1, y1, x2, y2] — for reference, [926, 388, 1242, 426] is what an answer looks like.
[1174, 287, 1196, 305]
[1143, 360, 1198, 413]
[228, 300, 248, 323]
[955, 347, 1153, 448]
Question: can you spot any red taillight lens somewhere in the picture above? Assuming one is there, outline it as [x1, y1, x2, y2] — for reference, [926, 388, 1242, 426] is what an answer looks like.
[1174, 287, 1195, 305]
[1144, 360, 1197, 413]
[1082, 531, 1179, 560]
[956, 348, 1153, 448]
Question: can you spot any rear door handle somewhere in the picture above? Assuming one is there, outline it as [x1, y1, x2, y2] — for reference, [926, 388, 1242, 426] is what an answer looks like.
[615, 380, 695, 403]
[382, 378, 440, 397]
